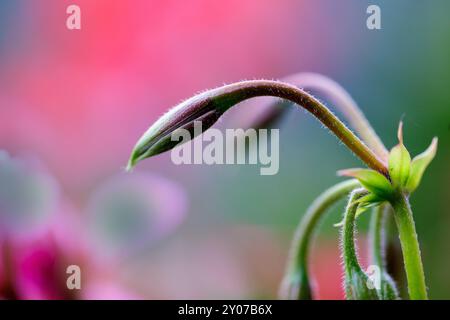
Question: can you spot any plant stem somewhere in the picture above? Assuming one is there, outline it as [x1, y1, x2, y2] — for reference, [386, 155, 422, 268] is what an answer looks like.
[390, 193, 428, 300]
[216, 81, 389, 175]
[342, 189, 368, 273]
[280, 179, 360, 299]
[282, 73, 389, 160]
[288, 179, 360, 272]
[341, 189, 379, 299]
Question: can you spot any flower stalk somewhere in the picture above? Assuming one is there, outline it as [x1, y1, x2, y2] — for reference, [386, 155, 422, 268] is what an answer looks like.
[280, 179, 360, 299]
[341, 189, 379, 300]
[244, 73, 388, 160]
[390, 192, 427, 299]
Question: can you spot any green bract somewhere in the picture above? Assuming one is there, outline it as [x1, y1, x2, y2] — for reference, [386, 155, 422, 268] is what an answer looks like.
[338, 168, 393, 200]
[405, 137, 438, 193]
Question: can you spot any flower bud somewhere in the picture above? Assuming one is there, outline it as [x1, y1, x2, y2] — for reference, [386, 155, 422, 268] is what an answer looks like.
[127, 96, 226, 170]
[388, 122, 411, 188]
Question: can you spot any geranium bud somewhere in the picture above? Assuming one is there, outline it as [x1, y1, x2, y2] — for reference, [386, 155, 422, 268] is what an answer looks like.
[388, 122, 411, 188]
[127, 93, 227, 170]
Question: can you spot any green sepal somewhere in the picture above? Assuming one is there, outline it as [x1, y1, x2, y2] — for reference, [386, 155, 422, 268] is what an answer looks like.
[405, 137, 438, 193]
[338, 168, 394, 200]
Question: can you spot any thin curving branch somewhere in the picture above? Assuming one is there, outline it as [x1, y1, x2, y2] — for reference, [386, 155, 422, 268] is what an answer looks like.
[279, 179, 360, 299]
[238, 73, 389, 160]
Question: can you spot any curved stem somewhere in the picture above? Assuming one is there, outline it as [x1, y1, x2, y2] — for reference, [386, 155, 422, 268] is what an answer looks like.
[242, 73, 388, 160]
[342, 189, 368, 273]
[217, 81, 388, 176]
[282, 73, 389, 160]
[390, 193, 427, 299]
[280, 179, 360, 299]
[288, 179, 360, 274]
[341, 188, 379, 299]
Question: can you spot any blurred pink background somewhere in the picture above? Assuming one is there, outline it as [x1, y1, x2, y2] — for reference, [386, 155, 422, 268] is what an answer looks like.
[0, 0, 331, 194]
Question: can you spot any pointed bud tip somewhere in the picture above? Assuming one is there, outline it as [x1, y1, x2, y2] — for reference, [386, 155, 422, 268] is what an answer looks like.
[397, 121, 404, 144]
[125, 162, 134, 172]
[126, 149, 140, 172]
[430, 136, 438, 151]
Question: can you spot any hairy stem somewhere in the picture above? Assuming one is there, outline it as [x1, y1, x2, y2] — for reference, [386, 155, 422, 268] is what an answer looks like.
[390, 193, 428, 300]
[280, 179, 360, 299]
[342, 189, 379, 299]
[218, 81, 388, 175]
[342, 189, 368, 273]
[283, 73, 389, 160]
[288, 179, 360, 273]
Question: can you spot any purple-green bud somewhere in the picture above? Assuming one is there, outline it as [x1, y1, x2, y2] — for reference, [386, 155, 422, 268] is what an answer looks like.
[127, 93, 227, 170]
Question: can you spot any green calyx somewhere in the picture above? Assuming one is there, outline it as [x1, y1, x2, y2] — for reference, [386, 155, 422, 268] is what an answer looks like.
[339, 122, 438, 203]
